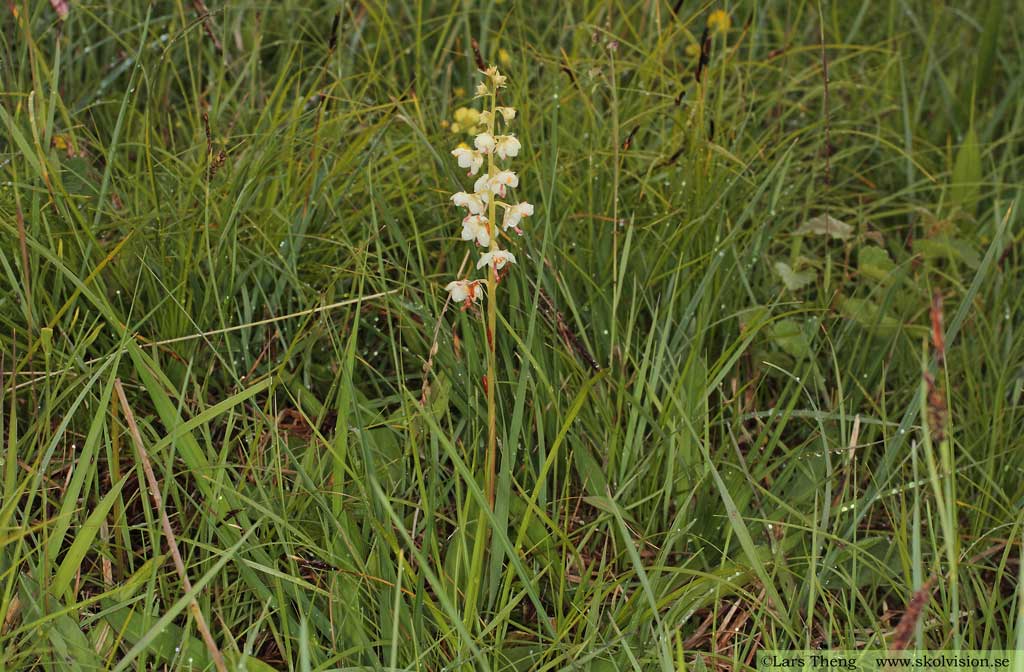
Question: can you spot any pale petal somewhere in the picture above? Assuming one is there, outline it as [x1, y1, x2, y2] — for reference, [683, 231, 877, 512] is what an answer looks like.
[452, 191, 486, 215]
[474, 133, 496, 154]
[451, 147, 483, 175]
[461, 215, 490, 246]
[445, 281, 469, 302]
[495, 135, 521, 160]
[474, 174, 491, 195]
[476, 250, 516, 270]
[502, 202, 532, 231]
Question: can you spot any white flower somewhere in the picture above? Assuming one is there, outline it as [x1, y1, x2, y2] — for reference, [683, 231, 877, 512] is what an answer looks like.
[494, 135, 521, 160]
[502, 202, 533, 233]
[460, 215, 490, 246]
[445, 279, 481, 304]
[474, 133, 496, 154]
[478, 110, 494, 128]
[487, 170, 518, 197]
[451, 191, 486, 215]
[451, 147, 484, 175]
[477, 250, 516, 270]
[496, 106, 516, 123]
[473, 172, 518, 198]
[473, 174, 490, 195]
[475, 82, 489, 97]
[483, 66, 507, 88]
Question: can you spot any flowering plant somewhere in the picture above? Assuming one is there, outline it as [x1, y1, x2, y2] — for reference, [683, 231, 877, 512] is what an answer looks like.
[444, 65, 533, 508]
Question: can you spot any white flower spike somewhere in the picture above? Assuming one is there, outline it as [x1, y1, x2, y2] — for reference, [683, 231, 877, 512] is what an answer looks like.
[441, 64, 536, 515]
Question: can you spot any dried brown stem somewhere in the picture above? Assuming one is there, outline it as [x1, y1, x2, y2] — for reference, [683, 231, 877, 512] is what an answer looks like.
[192, 0, 223, 52]
[114, 380, 227, 672]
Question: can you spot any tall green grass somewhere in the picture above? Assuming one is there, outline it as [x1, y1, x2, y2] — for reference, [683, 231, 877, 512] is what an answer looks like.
[1, 0, 1022, 669]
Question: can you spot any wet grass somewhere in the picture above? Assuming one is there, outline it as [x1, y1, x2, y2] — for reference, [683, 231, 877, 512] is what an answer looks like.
[1, 1, 1022, 669]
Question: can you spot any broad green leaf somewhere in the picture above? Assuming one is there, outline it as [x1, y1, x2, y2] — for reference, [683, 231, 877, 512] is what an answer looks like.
[0, 106, 49, 181]
[111, 524, 258, 672]
[573, 441, 609, 497]
[950, 126, 982, 215]
[17, 575, 102, 670]
[739, 305, 773, 331]
[767, 319, 812, 359]
[506, 494, 556, 562]
[102, 602, 212, 668]
[698, 447, 788, 620]
[796, 214, 853, 240]
[47, 354, 126, 561]
[773, 261, 816, 291]
[913, 236, 981, 269]
[51, 475, 129, 600]
[840, 297, 903, 337]
[858, 246, 897, 284]
[974, 2, 1001, 99]
[226, 653, 281, 672]
[108, 554, 163, 602]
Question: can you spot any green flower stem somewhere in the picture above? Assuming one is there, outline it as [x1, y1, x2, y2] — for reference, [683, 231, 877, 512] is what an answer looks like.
[485, 87, 498, 511]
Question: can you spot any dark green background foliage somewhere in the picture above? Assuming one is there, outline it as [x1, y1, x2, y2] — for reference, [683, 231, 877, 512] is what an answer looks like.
[1, 0, 1022, 669]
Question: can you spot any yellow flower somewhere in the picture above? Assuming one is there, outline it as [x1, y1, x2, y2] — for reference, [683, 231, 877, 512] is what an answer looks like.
[685, 43, 701, 58]
[453, 107, 481, 128]
[707, 9, 731, 34]
[453, 86, 466, 97]
[498, 48, 511, 66]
